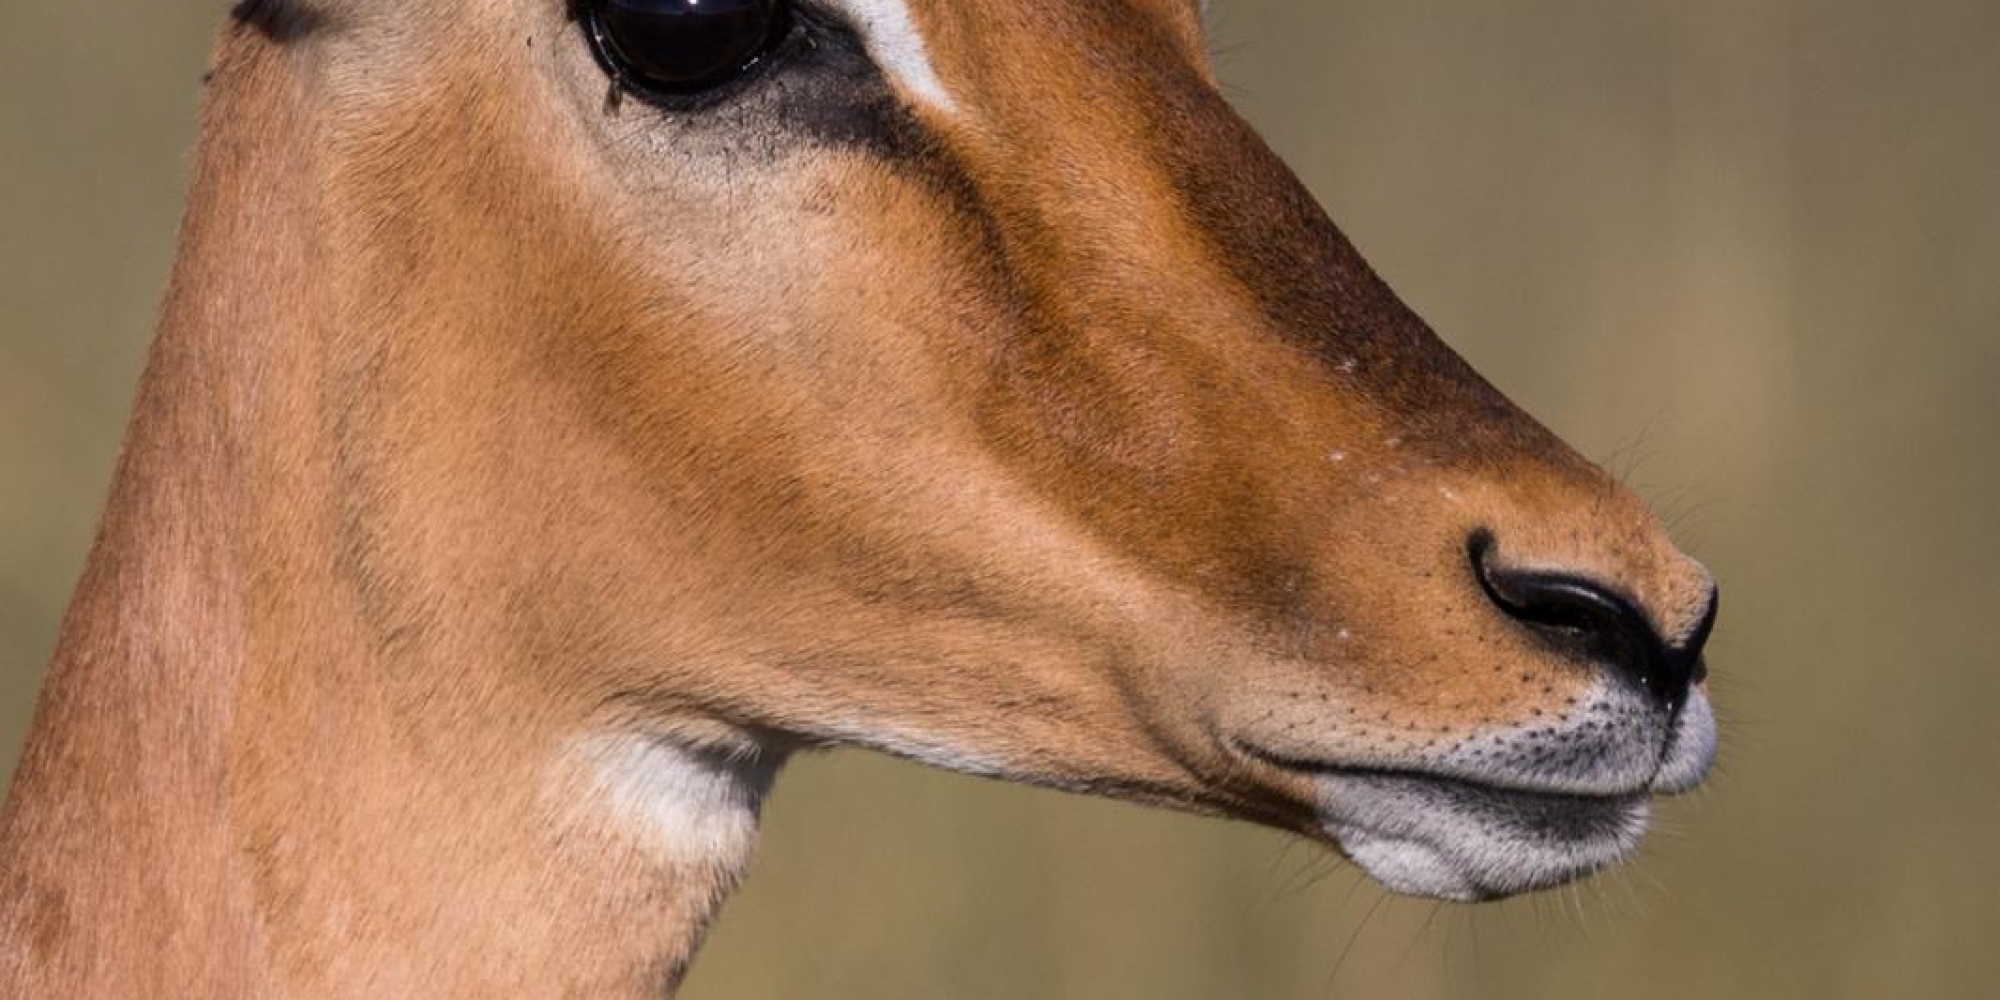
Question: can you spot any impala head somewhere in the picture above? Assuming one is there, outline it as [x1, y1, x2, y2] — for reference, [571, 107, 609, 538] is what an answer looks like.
[236, 0, 1717, 902]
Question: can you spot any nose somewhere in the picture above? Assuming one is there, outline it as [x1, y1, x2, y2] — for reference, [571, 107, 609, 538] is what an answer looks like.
[1469, 531, 1716, 710]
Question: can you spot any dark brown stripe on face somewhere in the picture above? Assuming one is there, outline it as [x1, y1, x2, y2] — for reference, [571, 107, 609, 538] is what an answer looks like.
[1004, 4, 1576, 469]
[1142, 76, 1556, 466]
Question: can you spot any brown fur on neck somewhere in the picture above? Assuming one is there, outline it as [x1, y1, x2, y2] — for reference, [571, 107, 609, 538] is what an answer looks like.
[0, 20, 767, 997]
[1, 0, 1718, 992]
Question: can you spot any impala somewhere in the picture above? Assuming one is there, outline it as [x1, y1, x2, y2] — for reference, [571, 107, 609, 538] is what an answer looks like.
[0, 0, 1719, 995]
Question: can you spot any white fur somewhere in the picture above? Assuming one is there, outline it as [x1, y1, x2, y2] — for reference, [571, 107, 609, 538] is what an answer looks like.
[1654, 689, 1718, 793]
[1295, 680, 1716, 900]
[566, 734, 780, 867]
[1424, 678, 1672, 795]
[1325, 787, 1649, 902]
[828, 0, 960, 113]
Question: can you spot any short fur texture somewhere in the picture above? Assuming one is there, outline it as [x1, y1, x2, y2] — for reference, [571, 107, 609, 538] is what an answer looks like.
[0, 0, 1716, 995]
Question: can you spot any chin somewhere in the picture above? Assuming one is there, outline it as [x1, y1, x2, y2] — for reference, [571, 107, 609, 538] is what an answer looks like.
[1320, 771, 1652, 901]
[1254, 686, 1718, 902]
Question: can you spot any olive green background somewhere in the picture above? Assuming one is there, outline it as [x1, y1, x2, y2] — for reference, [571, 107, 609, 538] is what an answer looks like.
[4, 1, 1996, 997]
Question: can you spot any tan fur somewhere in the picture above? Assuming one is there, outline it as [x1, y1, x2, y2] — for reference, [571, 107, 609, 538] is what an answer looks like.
[0, 0, 1715, 995]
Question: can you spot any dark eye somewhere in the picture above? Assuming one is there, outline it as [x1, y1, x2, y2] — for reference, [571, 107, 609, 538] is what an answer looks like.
[583, 0, 792, 94]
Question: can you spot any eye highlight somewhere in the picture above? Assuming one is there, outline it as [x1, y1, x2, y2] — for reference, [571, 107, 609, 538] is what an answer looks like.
[582, 0, 793, 95]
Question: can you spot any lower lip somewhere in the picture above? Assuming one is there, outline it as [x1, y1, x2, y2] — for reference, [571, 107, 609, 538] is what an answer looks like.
[1238, 741, 1649, 808]
[1238, 743, 1651, 899]
[1333, 766, 1646, 836]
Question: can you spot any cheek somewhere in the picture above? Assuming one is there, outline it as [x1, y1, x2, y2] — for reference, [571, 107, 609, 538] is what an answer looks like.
[576, 167, 964, 380]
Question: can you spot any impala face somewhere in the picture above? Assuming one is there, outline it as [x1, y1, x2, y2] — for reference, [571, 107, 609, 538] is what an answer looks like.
[279, 0, 1717, 901]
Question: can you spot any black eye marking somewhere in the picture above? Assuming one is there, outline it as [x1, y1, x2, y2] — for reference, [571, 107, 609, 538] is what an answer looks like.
[564, 0, 949, 165]
[580, 0, 793, 97]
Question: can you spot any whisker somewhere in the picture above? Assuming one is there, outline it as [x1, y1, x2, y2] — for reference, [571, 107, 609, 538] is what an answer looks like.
[1326, 886, 1390, 996]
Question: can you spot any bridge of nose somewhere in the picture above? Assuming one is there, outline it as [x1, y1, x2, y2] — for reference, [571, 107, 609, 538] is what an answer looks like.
[909, 0, 1571, 463]
[891, 0, 1719, 655]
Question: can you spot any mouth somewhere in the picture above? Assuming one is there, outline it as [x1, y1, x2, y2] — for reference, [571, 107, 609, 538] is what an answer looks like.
[1236, 743, 1655, 902]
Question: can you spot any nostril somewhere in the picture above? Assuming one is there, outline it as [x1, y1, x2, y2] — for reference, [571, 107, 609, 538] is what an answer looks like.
[1468, 530, 1705, 710]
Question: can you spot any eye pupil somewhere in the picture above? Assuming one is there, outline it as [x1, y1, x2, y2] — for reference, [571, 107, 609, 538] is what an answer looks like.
[587, 0, 788, 92]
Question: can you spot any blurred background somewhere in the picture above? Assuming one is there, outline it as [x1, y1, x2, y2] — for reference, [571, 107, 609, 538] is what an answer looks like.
[3, 0, 1995, 997]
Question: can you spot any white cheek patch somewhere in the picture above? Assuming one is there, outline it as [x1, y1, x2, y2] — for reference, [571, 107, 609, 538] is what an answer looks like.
[826, 0, 960, 114]
[565, 734, 780, 869]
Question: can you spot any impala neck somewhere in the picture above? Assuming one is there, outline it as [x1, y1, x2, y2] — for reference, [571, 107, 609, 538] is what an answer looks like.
[0, 29, 771, 999]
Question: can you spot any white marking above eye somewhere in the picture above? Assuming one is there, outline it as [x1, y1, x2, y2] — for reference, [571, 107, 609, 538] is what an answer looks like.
[827, 0, 960, 114]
